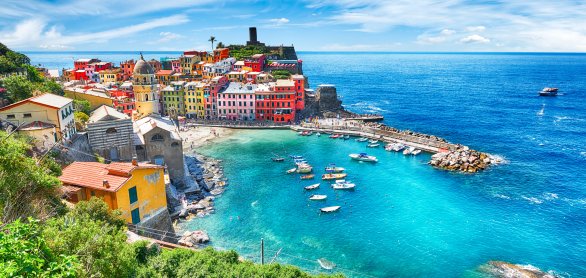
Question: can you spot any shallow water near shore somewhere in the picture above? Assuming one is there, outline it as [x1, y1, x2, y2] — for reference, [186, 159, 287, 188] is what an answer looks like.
[28, 52, 586, 276]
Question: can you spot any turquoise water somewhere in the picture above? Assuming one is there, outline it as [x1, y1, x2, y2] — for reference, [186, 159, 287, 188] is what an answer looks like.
[28, 52, 586, 277]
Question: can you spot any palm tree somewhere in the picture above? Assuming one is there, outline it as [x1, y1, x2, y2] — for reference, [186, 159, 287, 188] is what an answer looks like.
[208, 36, 216, 51]
[216, 42, 225, 49]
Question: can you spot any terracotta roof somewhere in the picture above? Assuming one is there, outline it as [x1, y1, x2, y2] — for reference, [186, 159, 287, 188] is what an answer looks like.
[59, 162, 163, 192]
[156, 70, 173, 75]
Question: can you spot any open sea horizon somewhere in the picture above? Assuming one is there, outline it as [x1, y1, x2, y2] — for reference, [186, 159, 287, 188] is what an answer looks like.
[30, 52, 586, 277]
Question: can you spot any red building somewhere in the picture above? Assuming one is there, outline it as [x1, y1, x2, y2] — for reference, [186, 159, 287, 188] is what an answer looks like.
[89, 62, 112, 72]
[120, 60, 135, 81]
[73, 70, 88, 81]
[244, 54, 265, 72]
[292, 74, 305, 110]
[74, 58, 100, 71]
[213, 48, 230, 62]
[254, 80, 296, 123]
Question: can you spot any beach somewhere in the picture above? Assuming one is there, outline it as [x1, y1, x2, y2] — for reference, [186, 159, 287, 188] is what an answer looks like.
[180, 125, 235, 150]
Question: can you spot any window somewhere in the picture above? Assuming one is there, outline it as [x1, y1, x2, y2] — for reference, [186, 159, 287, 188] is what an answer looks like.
[129, 186, 138, 204]
[151, 134, 164, 142]
[131, 208, 140, 224]
[7, 114, 15, 119]
[23, 113, 32, 118]
[106, 127, 117, 134]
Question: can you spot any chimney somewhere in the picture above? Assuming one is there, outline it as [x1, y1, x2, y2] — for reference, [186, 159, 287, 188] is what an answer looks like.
[132, 158, 138, 166]
[102, 180, 110, 188]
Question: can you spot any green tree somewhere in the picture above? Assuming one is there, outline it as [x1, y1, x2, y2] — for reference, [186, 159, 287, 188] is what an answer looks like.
[73, 99, 92, 114]
[0, 130, 64, 223]
[2, 75, 34, 102]
[74, 111, 89, 130]
[0, 55, 18, 73]
[0, 219, 79, 278]
[5, 50, 30, 66]
[43, 198, 137, 277]
[39, 79, 65, 96]
[216, 42, 225, 49]
[208, 36, 216, 51]
[24, 64, 43, 83]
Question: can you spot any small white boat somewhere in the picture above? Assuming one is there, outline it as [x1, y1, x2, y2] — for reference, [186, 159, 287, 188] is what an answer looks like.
[305, 183, 320, 190]
[539, 87, 558, 97]
[403, 147, 415, 155]
[290, 155, 303, 159]
[368, 139, 379, 144]
[332, 180, 356, 190]
[393, 144, 406, 152]
[297, 131, 304, 135]
[286, 168, 297, 174]
[317, 258, 336, 270]
[349, 153, 378, 162]
[343, 135, 350, 140]
[309, 194, 327, 200]
[411, 149, 422, 156]
[316, 132, 321, 137]
[367, 143, 380, 148]
[356, 137, 368, 142]
[325, 164, 345, 173]
[297, 165, 313, 173]
[320, 206, 341, 213]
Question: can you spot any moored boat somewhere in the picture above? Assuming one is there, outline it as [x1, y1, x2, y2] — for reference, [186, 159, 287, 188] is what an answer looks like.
[392, 143, 406, 152]
[320, 206, 341, 213]
[331, 180, 356, 190]
[343, 135, 350, 140]
[289, 155, 303, 159]
[322, 173, 348, 180]
[356, 137, 368, 142]
[301, 174, 315, 180]
[316, 132, 321, 137]
[297, 165, 313, 173]
[368, 139, 379, 144]
[539, 87, 558, 96]
[304, 183, 320, 190]
[329, 134, 340, 139]
[367, 143, 380, 148]
[309, 194, 327, 201]
[403, 146, 415, 155]
[325, 164, 345, 173]
[349, 153, 378, 162]
[286, 168, 297, 174]
[411, 149, 422, 156]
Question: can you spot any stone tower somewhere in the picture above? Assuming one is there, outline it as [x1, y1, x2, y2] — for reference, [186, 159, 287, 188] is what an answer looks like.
[133, 53, 159, 118]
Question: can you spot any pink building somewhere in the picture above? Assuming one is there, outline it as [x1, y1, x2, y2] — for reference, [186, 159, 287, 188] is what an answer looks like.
[204, 76, 228, 119]
[217, 82, 256, 121]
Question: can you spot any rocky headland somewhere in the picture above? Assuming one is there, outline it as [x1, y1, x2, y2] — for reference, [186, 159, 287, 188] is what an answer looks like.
[480, 261, 562, 278]
[429, 146, 504, 173]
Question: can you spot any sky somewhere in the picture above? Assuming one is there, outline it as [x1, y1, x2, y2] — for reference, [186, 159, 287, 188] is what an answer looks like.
[1, 0, 586, 52]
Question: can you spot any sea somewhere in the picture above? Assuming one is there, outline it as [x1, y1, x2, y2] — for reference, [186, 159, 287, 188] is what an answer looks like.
[28, 51, 586, 277]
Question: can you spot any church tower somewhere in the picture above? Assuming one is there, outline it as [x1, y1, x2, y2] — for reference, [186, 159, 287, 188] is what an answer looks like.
[133, 53, 159, 118]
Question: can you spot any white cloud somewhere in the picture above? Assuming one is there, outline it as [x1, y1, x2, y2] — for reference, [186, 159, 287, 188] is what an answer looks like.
[268, 18, 290, 25]
[460, 34, 490, 44]
[466, 26, 486, 32]
[1, 14, 190, 49]
[417, 29, 456, 44]
[440, 29, 456, 36]
[157, 31, 183, 43]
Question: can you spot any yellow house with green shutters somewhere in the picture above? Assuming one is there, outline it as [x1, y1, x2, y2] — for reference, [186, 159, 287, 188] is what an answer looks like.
[59, 161, 167, 224]
[195, 81, 207, 119]
[184, 81, 198, 118]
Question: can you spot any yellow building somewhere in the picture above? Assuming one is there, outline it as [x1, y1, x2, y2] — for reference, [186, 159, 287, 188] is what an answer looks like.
[133, 54, 160, 118]
[184, 81, 198, 118]
[99, 69, 121, 85]
[195, 82, 207, 119]
[0, 93, 76, 143]
[59, 161, 167, 224]
[64, 87, 114, 110]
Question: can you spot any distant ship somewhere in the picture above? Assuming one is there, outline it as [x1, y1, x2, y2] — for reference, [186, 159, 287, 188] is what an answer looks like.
[539, 87, 558, 97]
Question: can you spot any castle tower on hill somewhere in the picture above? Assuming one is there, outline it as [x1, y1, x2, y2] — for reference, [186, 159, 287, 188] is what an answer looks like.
[133, 53, 160, 118]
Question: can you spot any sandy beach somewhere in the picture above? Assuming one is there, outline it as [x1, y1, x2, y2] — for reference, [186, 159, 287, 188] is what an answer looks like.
[179, 126, 235, 151]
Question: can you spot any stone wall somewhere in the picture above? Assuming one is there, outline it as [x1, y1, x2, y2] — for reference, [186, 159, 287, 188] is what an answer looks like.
[136, 208, 177, 243]
[140, 126, 185, 186]
[58, 132, 96, 162]
[87, 119, 135, 161]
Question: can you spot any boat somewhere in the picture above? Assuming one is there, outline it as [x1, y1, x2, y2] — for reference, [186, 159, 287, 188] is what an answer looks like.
[316, 132, 321, 137]
[539, 87, 558, 96]
[286, 168, 297, 174]
[301, 174, 315, 180]
[343, 135, 350, 140]
[304, 183, 320, 190]
[289, 155, 303, 159]
[331, 180, 356, 190]
[320, 206, 341, 213]
[297, 165, 313, 173]
[306, 131, 313, 136]
[367, 143, 380, 148]
[349, 153, 378, 162]
[271, 157, 285, 162]
[309, 194, 327, 201]
[325, 164, 345, 173]
[329, 134, 339, 139]
[356, 137, 368, 142]
[317, 258, 336, 270]
[368, 139, 379, 144]
[403, 146, 415, 155]
[411, 149, 422, 156]
[322, 173, 348, 180]
[392, 143, 406, 152]
[297, 131, 304, 135]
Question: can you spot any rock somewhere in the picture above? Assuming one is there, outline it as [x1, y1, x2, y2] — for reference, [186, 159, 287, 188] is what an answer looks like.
[179, 209, 189, 218]
[481, 261, 560, 278]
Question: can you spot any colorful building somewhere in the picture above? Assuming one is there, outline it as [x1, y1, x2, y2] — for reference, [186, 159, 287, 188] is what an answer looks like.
[133, 55, 160, 118]
[99, 69, 121, 85]
[204, 76, 228, 119]
[59, 161, 167, 225]
[255, 80, 296, 123]
[184, 81, 202, 119]
[74, 58, 100, 71]
[217, 82, 256, 121]
[0, 93, 76, 142]
[292, 74, 305, 110]
[244, 54, 265, 72]
[64, 87, 114, 110]
[213, 48, 230, 62]
[120, 60, 135, 81]
[161, 81, 186, 117]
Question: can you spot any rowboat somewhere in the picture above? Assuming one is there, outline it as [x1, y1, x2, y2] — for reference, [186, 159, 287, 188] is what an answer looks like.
[317, 258, 336, 270]
[367, 143, 380, 148]
[286, 168, 297, 174]
[356, 137, 368, 142]
[309, 194, 327, 201]
[304, 183, 320, 190]
[320, 206, 341, 213]
[332, 180, 356, 190]
[322, 173, 347, 180]
[349, 153, 378, 162]
[301, 174, 315, 180]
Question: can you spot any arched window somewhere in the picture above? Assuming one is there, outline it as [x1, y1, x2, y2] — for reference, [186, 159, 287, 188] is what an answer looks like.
[151, 134, 164, 142]
[145, 94, 149, 101]
[171, 142, 179, 147]
[106, 127, 117, 134]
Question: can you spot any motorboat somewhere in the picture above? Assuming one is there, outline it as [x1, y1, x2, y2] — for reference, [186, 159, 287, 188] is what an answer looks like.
[317, 258, 336, 270]
[343, 135, 350, 140]
[320, 206, 341, 213]
[289, 155, 303, 159]
[403, 146, 415, 155]
[286, 168, 297, 174]
[297, 131, 304, 135]
[271, 155, 285, 162]
[304, 183, 320, 190]
[368, 139, 379, 144]
[356, 137, 368, 142]
[297, 165, 313, 173]
[301, 174, 315, 180]
[309, 194, 327, 201]
[322, 173, 348, 180]
[331, 180, 356, 190]
[306, 131, 313, 136]
[392, 143, 406, 152]
[349, 153, 378, 162]
[316, 132, 321, 137]
[411, 149, 422, 156]
[329, 134, 340, 139]
[539, 87, 558, 96]
[325, 164, 345, 173]
[367, 143, 380, 148]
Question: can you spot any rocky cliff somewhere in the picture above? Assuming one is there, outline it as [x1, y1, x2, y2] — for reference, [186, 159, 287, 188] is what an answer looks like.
[297, 84, 354, 119]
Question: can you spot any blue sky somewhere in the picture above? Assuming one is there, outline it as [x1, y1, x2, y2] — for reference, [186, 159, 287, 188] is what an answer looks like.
[1, 0, 586, 52]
